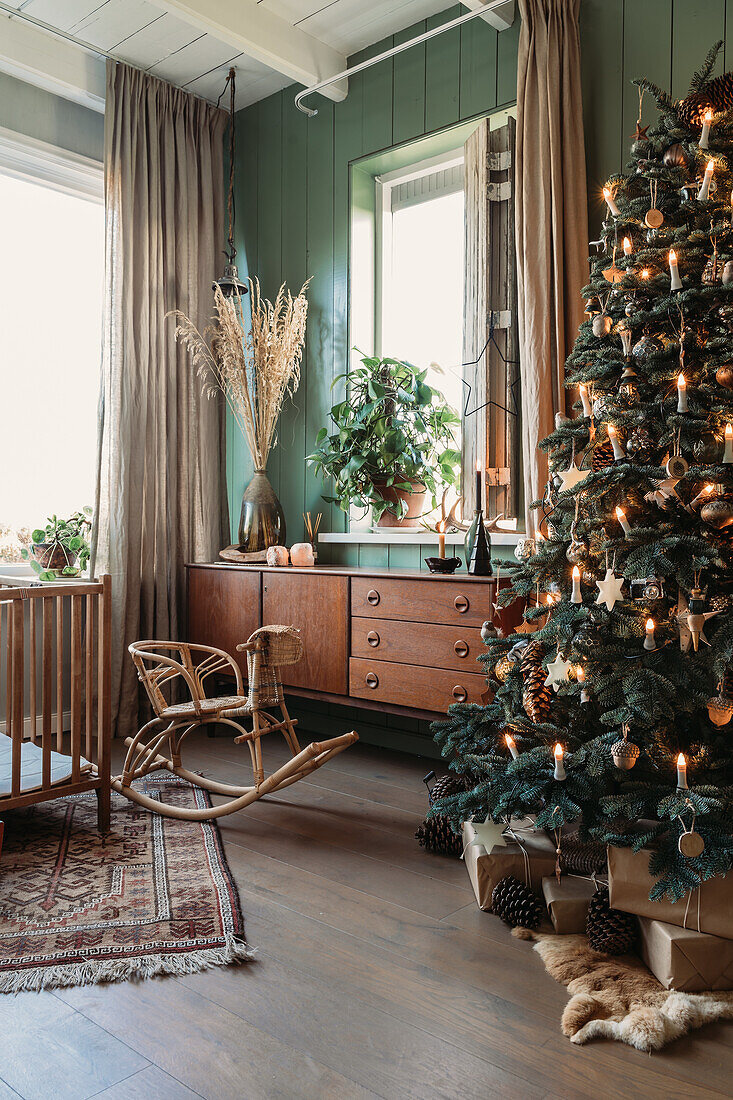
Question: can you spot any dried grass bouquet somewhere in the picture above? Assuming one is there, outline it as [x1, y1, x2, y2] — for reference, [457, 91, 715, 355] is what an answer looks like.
[172, 277, 309, 471]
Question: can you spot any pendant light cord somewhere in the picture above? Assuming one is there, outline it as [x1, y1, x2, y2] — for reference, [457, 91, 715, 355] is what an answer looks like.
[217, 68, 237, 263]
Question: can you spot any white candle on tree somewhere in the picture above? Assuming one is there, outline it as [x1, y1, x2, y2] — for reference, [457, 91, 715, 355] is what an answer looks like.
[677, 373, 688, 412]
[603, 186, 620, 217]
[579, 383, 592, 417]
[615, 506, 631, 537]
[724, 424, 733, 464]
[699, 109, 713, 149]
[608, 424, 625, 461]
[571, 565, 582, 604]
[644, 618, 657, 651]
[623, 236, 632, 256]
[505, 733, 519, 760]
[676, 752, 688, 789]
[553, 743, 566, 781]
[669, 249, 682, 291]
[697, 159, 714, 201]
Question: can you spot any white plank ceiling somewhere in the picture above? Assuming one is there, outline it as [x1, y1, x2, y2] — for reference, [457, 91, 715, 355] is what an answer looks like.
[1, 0, 467, 109]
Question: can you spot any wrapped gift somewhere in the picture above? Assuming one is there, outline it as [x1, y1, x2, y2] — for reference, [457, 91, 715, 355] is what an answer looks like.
[608, 845, 733, 941]
[542, 875, 596, 934]
[638, 917, 733, 991]
[462, 819, 558, 911]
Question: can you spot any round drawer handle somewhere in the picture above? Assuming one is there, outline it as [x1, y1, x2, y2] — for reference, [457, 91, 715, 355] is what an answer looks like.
[454, 594, 469, 614]
[367, 630, 380, 647]
[454, 640, 469, 658]
[367, 589, 380, 606]
[365, 671, 379, 689]
[452, 685, 468, 702]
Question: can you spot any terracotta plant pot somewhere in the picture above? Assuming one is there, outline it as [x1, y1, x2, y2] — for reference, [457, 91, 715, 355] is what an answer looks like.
[32, 543, 78, 572]
[374, 480, 427, 528]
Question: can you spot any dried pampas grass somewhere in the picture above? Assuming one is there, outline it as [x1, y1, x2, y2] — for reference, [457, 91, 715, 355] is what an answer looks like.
[172, 278, 309, 470]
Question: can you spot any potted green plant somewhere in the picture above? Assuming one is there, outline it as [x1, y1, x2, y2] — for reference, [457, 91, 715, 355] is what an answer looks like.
[308, 354, 460, 527]
[21, 508, 93, 581]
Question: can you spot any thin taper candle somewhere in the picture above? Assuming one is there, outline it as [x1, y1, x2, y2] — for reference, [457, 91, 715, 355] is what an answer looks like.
[724, 424, 733, 464]
[644, 618, 657, 651]
[677, 752, 688, 789]
[608, 424, 625, 461]
[698, 159, 714, 201]
[579, 383, 592, 417]
[505, 733, 519, 760]
[669, 249, 682, 291]
[571, 565, 582, 604]
[553, 743, 566, 781]
[699, 109, 713, 149]
[603, 186, 620, 217]
[475, 461, 482, 512]
[616, 506, 631, 537]
[677, 373, 688, 412]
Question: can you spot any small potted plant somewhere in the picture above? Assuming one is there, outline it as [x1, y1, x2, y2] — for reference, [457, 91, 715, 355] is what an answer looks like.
[21, 509, 93, 581]
[308, 354, 460, 527]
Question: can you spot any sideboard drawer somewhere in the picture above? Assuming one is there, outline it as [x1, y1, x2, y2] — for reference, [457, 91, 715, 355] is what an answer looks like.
[349, 657, 486, 712]
[351, 576, 490, 626]
[351, 617, 485, 672]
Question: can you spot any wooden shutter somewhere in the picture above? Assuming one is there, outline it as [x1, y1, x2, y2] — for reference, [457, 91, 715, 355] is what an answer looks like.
[462, 116, 519, 521]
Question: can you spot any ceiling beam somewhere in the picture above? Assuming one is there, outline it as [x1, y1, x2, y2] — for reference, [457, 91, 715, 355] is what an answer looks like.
[0, 11, 105, 112]
[461, 0, 516, 32]
[147, 0, 348, 101]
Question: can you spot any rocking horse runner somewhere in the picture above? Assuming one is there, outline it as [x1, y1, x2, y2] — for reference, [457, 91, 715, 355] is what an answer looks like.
[111, 626, 358, 820]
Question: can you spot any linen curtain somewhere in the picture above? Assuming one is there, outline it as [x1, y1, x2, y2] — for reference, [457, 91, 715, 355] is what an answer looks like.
[515, 0, 588, 529]
[93, 60, 229, 739]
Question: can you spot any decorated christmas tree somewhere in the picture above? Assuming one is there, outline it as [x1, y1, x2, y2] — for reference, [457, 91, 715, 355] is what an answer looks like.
[435, 42, 733, 902]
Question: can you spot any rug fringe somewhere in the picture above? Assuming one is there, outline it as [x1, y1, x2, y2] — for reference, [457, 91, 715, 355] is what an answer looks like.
[0, 935, 255, 995]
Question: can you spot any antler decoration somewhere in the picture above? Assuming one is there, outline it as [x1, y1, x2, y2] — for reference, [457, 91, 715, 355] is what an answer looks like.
[440, 488, 504, 532]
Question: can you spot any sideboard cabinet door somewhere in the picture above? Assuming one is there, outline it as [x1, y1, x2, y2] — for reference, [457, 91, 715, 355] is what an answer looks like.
[187, 567, 261, 676]
[262, 572, 349, 695]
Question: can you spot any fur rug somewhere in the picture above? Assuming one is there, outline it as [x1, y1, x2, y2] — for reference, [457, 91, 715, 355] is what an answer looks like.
[514, 928, 733, 1052]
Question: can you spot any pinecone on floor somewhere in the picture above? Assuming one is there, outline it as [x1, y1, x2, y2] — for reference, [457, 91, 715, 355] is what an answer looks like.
[491, 875, 544, 929]
[415, 774, 468, 858]
[586, 886, 636, 954]
[559, 833, 607, 876]
[520, 641, 552, 724]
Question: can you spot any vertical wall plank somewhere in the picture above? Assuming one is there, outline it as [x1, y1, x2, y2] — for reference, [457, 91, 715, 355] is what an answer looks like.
[623, 0, 672, 152]
[425, 7, 462, 133]
[671, 0, 725, 98]
[360, 37, 394, 155]
[393, 20, 427, 144]
[460, 16, 498, 119]
[580, 0, 624, 223]
[496, 14, 520, 107]
[257, 92, 284, 504]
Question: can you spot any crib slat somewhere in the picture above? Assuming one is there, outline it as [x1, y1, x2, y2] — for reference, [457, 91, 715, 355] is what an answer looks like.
[11, 601, 23, 798]
[29, 598, 37, 743]
[56, 596, 63, 751]
[5, 601, 11, 745]
[98, 577, 112, 786]
[70, 595, 82, 782]
[85, 594, 94, 762]
[42, 597, 53, 789]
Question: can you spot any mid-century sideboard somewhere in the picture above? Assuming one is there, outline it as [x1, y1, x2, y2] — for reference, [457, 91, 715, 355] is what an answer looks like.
[186, 563, 522, 719]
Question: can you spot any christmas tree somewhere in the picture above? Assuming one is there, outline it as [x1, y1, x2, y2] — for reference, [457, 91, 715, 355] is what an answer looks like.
[435, 42, 733, 902]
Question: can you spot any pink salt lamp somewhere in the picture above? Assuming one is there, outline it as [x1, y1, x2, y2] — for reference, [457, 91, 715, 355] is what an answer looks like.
[290, 542, 315, 567]
[266, 545, 289, 567]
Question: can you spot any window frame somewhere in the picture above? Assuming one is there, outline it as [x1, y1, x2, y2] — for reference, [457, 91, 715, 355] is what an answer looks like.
[0, 125, 103, 204]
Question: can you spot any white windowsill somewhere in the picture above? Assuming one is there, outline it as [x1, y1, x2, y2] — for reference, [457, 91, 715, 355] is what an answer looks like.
[319, 530, 522, 546]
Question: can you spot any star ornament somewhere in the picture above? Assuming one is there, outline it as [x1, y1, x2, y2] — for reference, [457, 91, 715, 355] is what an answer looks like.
[544, 654, 573, 692]
[631, 122, 649, 142]
[595, 568, 625, 611]
[557, 462, 590, 494]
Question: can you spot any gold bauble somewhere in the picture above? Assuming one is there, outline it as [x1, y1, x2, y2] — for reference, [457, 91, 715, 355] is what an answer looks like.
[701, 494, 733, 530]
[716, 364, 733, 390]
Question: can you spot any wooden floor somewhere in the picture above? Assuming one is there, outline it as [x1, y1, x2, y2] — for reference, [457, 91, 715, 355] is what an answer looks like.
[1, 732, 732, 1100]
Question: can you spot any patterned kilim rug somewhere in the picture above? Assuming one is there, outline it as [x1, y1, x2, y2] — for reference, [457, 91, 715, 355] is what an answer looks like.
[0, 777, 254, 993]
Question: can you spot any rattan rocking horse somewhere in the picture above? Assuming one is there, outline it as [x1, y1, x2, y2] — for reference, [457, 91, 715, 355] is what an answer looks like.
[110, 626, 358, 820]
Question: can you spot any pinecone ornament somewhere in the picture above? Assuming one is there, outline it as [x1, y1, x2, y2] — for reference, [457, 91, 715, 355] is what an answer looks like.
[415, 774, 469, 857]
[677, 71, 733, 126]
[491, 875, 544, 929]
[559, 833, 607, 876]
[520, 641, 552, 724]
[592, 435, 615, 471]
[586, 886, 636, 954]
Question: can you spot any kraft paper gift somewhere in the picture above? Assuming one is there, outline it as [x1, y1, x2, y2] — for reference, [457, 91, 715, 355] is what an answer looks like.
[638, 917, 733, 991]
[542, 875, 596, 934]
[462, 819, 557, 912]
[608, 845, 733, 941]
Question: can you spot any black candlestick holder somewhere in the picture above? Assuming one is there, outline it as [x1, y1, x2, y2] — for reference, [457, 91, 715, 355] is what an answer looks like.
[468, 511, 493, 576]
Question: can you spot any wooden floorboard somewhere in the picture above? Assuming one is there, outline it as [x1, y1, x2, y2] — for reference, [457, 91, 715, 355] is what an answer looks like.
[1, 738, 731, 1100]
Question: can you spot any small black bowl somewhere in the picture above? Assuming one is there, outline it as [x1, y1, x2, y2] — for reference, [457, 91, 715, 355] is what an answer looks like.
[425, 556, 461, 575]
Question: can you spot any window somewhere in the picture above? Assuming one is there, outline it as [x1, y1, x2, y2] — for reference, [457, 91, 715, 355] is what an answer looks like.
[376, 153, 465, 443]
[0, 130, 104, 561]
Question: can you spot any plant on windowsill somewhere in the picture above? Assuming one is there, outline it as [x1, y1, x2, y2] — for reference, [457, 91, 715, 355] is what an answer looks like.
[308, 354, 461, 528]
[21, 508, 92, 581]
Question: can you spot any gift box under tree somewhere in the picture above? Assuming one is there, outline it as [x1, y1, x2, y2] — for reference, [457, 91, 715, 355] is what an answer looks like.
[462, 819, 557, 911]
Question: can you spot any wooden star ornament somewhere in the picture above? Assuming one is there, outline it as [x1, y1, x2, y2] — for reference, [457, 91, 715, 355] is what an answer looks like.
[544, 654, 573, 692]
[631, 122, 649, 142]
[557, 462, 590, 493]
[595, 568, 625, 611]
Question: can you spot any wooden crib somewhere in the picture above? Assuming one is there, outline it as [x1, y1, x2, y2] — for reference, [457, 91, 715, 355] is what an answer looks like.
[0, 575, 112, 831]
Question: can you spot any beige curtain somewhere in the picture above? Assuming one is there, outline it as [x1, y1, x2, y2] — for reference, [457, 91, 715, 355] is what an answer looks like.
[94, 60, 229, 739]
[515, 0, 588, 529]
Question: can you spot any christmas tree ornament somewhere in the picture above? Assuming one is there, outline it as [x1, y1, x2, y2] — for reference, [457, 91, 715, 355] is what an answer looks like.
[626, 425, 655, 462]
[718, 303, 733, 331]
[633, 333, 663, 360]
[592, 312, 612, 337]
[629, 576, 664, 601]
[491, 876, 544, 929]
[513, 536, 536, 563]
[645, 179, 664, 228]
[596, 566, 625, 611]
[520, 641, 552, 724]
[723, 260, 733, 285]
[481, 620, 498, 642]
[707, 676, 733, 726]
[631, 87, 649, 144]
[662, 142, 690, 168]
[619, 323, 633, 358]
[586, 887, 637, 954]
[715, 364, 733, 389]
[545, 653, 573, 691]
[592, 392, 610, 420]
[700, 486, 733, 529]
[557, 459, 590, 493]
[493, 654, 514, 682]
[679, 828, 705, 857]
[566, 538, 589, 565]
[584, 297, 599, 316]
[591, 434, 615, 470]
[710, 593, 733, 613]
[676, 582, 721, 652]
[611, 724, 641, 769]
[702, 247, 720, 284]
[666, 432, 689, 478]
